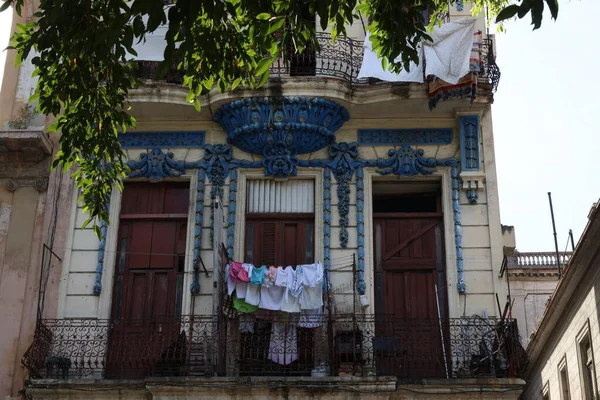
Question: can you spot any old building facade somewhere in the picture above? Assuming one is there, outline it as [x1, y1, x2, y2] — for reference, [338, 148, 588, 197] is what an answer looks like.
[523, 202, 600, 400]
[0, 1, 527, 399]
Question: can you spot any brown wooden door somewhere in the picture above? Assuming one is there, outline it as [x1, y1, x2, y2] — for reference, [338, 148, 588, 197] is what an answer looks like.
[106, 182, 189, 379]
[374, 216, 448, 379]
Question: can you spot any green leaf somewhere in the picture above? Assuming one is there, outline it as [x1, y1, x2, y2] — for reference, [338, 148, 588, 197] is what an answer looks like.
[544, 0, 559, 20]
[257, 70, 269, 87]
[254, 57, 272, 76]
[267, 17, 285, 35]
[495, 5, 519, 23]
[256, 13, 270, 20]
[0, 1, 11, 13]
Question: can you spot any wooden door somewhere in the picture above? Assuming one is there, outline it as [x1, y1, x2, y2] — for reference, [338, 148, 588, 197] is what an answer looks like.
[373, 216, 448, 379]
[106, 182, 189, 379]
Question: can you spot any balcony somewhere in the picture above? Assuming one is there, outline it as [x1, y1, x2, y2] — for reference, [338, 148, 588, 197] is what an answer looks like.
[23, 314, 525, 381]
[136, 32, 500, 93]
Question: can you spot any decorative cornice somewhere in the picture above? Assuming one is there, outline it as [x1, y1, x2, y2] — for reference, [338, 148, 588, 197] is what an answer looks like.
[127, 148, 186, 179]
[357, 129, 453, 146]
[119, 131, 205, 149]
[1, 177, 48, 192]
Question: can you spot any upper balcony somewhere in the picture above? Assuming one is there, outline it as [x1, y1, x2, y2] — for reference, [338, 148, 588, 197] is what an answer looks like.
[23, 313, 524, 383]
[501, 251, 573, 277]
[135, 32, 500, 104]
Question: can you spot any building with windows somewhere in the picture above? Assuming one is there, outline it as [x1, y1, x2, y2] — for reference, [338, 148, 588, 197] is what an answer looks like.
[501, 248, 572, 346]
[522, 201, 600, 400]
[0, 1, 528, 399]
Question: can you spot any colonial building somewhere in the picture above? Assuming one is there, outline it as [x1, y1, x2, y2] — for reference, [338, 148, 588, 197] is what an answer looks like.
[0, 1, 528, 399]
[501, 248, 572, 346]
[522, 201, 600, 400]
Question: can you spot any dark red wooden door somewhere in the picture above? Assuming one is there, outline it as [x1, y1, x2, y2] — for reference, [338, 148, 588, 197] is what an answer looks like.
[106, 182, 189, 379]
[374, 216, 447, 379]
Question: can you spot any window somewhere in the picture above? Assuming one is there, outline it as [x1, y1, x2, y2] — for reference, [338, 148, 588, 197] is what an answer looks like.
[543, 381, 550, 400]
[559, 356, 571, 400]
[578, 321, 598, 400]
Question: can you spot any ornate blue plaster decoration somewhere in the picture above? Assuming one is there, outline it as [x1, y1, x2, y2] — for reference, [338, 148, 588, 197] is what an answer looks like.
[263, 141, 299, 178]
[323, 167, 332, 292]
[460, 115, 480, 171]
[456, 0, 464, 11]
[227, 169, 238, 259]
[467, 189, 478, 205]
[452, 166, 466, 293]
[92, 219, 108, 295]
[374, 145, 438, 176]
[127, 147, 186, 179]
[357, 129, 453, 146]
[119, 131, 205, 149]
[190, 169, 206, 295]
[203, 144, 232, 242]
[356, 166, 366, 295]
[329, 142, 361, 248]
[214, 97, 350, 178]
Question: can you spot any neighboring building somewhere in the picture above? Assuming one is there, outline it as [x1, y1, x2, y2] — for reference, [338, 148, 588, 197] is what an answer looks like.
[0, 1, 528, 399]
[502, 249, 572, 346]
[523, 201, 600, 400]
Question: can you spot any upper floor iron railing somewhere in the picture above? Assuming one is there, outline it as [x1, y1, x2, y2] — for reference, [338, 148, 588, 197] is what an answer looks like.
[23, 313, 525, 381]
[136, 32, 500, 91]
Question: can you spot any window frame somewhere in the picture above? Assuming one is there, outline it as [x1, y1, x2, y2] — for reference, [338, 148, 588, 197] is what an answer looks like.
[577, 320, 598, 400]
[558, 355, 571, 400]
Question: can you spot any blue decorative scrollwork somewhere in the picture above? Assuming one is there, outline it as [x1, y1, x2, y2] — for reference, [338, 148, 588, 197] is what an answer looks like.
[460, 115, 480, 171]
[329, 142, 361, 248]
[127, 147, 186, 179]
[190, 169, 206, 295]
[357, 129, 453, 146]
[227, 170, 238, 259]
[323, 167, 332, 292]
[452, 166, 466, 293]
[374, 145, 438, 176]
[467, 189, 478, 205]
[456, 0, 464, 11]
[263, 141, 299, 178]
[356, 166, 366, 295]
[204, 144, 233, 243]
[214, 97, 350, 178]
[119, 131, 205, 149]
[92, 219, 108, 295]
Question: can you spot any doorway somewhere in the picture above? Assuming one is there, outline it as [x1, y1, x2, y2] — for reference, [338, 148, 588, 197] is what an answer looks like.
[372, 181, 448, 379]
[106, 182, 189, 378]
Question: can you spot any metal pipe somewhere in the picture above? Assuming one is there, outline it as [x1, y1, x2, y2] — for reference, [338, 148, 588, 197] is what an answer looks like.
[569, 229, 576, 252]
[548, 192, 562, 279]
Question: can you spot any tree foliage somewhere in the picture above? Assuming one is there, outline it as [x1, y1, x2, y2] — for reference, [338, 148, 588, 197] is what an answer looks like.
[1, 0, 558, 231]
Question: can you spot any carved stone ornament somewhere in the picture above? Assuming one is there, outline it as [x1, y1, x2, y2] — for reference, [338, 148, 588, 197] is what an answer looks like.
[2, 177, 49, 192]
[460, 172, 485, 205]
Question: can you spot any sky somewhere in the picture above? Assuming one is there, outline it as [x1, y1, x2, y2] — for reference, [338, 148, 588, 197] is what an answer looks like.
[0, 1, 598, 252]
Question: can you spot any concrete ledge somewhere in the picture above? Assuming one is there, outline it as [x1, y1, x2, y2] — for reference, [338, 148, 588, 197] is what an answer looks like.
[0, 130, 52, 155]
[26, 377, 525, 399]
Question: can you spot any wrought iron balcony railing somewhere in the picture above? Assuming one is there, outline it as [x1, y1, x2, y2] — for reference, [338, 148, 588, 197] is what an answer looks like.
[23, 314, 525, 381]
[136, 33, 500, 91]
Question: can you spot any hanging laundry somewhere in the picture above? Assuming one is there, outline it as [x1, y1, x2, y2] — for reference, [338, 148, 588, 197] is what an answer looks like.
[268, 321, 298, 365]
[251, 265, 267, 285]
[289, 265, 304, 298]
[262, 266, 278, 288]
[229, 261, 244, 282]
[239, 263, 253, 282]
[259, 284, 285, 311]
[236, 282, 249, 299]
[298, 307, 324, 328]
[470, 31, 484, 73]
[300, 285, 323, 310]
[427, 72, 477, 110]
[245, 283, 261, 306]
[233, 293, 259, 313]
[225, 263, 236, 296]
[357, 32, 424, 83]
[424, 18, 477, 84]
[302, 262, 323, 288]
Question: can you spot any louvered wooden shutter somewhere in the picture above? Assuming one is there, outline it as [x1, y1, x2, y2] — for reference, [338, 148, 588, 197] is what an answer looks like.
[259, 222, 277, 265]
